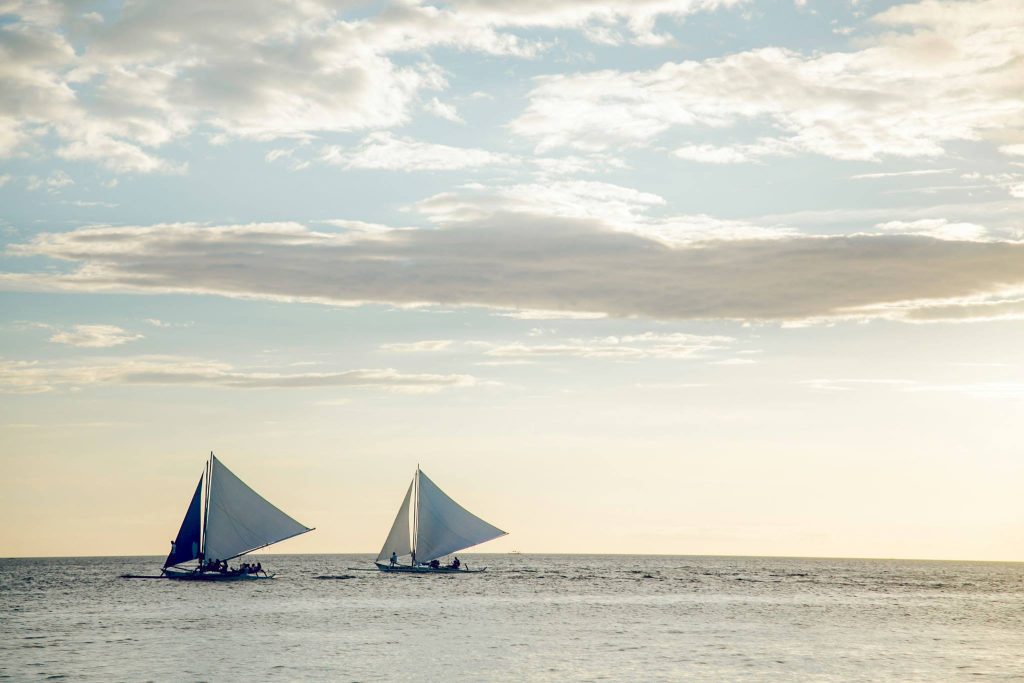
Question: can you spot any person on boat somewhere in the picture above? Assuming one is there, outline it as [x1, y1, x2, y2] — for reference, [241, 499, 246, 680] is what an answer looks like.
[450, 557, 460, 570]
[255, 562, 262, 575]
[390, 551, 398, 567]
[429, 559, 441, 569]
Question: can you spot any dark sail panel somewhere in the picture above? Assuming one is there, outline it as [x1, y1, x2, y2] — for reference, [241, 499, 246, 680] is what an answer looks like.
[164, 477, 203, 568]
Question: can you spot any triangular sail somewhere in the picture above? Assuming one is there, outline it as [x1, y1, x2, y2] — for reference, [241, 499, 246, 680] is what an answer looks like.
[164, 476, 203, 568]
[203, 455, 312, 562]
[414, 469, 506, 563]
[375, 480, 413, 563]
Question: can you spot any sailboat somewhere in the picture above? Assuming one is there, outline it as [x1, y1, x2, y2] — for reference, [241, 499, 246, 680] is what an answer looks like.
[374, 466, 507, 573]
[158, 452, 314, 580]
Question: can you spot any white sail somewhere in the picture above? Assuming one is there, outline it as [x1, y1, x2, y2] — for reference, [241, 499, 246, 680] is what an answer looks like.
[375, 480, 413, 563]
[203, 454, 312, 562]
[414, 469, 506, 563]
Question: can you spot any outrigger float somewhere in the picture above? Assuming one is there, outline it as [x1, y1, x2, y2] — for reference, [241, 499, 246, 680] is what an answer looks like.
[365, 465, 507, 574]
[123, 452, 313, 581]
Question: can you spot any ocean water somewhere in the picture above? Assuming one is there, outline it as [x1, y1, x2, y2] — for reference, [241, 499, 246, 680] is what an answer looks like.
[1, 554, 1022, 681]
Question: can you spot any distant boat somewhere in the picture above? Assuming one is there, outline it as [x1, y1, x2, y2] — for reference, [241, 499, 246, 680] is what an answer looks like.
[155, 452, 313, 580]
[374, 465, 506, 573]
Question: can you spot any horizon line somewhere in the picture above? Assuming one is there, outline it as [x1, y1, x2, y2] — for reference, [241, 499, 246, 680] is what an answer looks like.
[2, 551, 1021, 564]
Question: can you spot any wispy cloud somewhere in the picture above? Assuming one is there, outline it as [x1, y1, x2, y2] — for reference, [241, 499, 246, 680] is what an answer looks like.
[874, 219, 988, 242]
[798, 378, 1024, 400]
[0, 357, 483, 394]
[471, 332, 733, 360]
[48, 324, 142, 348]
[381, 340, 454, 353]
[851, 168, 955, 180]
[423, 97, 464, 124]
[321, 133, 513, 171]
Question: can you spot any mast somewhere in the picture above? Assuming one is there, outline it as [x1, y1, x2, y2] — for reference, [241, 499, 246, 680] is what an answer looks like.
[412, 464, 419, 566]
[201, 452, 213, 558]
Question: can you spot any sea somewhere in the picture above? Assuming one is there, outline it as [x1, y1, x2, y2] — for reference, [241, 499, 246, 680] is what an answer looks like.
[1, 554, 1022, 681]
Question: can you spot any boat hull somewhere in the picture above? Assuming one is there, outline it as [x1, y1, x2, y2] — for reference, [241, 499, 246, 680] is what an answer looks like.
[374, 562, 486, 574]
[162, 567, 275, 581]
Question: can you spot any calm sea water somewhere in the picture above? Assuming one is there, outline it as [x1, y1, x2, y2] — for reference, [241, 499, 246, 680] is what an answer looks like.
[1, 554, 1022, 681]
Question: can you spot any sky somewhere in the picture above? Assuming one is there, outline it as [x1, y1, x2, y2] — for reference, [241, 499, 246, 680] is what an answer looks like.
[1, 0, 1023, 561]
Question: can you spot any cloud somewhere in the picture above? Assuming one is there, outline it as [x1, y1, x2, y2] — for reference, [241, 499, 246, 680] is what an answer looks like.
[511, 0, 1024, 160]
[321, 132, 512, 171]
[445, 0, 744, 46]
[424, 97, 464, 124]
[0, 0, 743, 173]
[495, 309, 608, 320]
[851, 168, 955, 180]
[381, 340, 454, 352]
[26, 169, 73, 192]
[7, 213, 1024, 324]
[799, 378, 1024, 399]
[906, 382, 1024, 399]
[49, 324, 143, 347]
[0, 356, 481, 394]
[874, 219, 988, 242]
[472, 332, 733, 360]
[414, 181, 793, 244]
[0, 1, 499, 172]
[674, 139, 795, 164]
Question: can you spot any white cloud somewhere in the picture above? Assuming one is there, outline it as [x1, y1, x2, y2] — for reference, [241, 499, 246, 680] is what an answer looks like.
[906, 382, 1024, 400]
[48, 324, 142, 347]
[381, 340, 454, 352]
[26, 169, 73, 192]
[674, 139, 795, 164]
[415, 180, 793, 244]
[799, 378, 1024, 400]
[473, 332, 733, 360]
[8, 216, 1024, 324]
[424, 97, 464, 124]
[446, 0, 743, 46]
[0, 356, 482, 394]
[511, 0, 1024, 160]
[0, 0, 754, 174]
[874, 219, 988, 242]
[496, 309, 608, 320]
[851, 168, 955, 180]
[798, 378, 919, 392]
[530, 154, 628, 179]
[321, 132, 512, 171]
